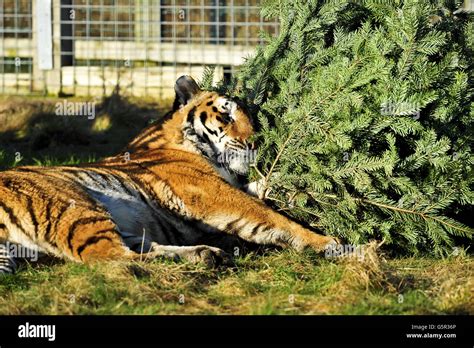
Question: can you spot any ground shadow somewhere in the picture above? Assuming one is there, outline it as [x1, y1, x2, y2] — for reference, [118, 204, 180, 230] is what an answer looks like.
[0, 87, 171, 170]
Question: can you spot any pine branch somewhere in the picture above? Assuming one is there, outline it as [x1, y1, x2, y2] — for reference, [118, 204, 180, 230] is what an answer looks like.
[264, 125, 299, 192]
[315, 192, 473, 237]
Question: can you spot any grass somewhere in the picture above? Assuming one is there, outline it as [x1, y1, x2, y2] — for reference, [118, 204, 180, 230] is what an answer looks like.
[0, 245, 472, 315]
[0, 95, 472, 315]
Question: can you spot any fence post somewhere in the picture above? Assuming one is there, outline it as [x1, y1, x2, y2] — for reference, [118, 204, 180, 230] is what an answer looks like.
[60, 0, 73, 67]
[32, 0, 62, 95]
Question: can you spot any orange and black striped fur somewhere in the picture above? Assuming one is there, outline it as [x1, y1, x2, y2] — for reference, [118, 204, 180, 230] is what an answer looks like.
[0, 76, 337, 274]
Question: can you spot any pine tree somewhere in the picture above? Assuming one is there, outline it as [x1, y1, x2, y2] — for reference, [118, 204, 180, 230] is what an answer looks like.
[225, 0, 474, 256]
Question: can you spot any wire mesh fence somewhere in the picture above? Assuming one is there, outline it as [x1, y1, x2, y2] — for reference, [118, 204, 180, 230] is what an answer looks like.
[0, 0, 278, 98]
[0, 0, 34, 93]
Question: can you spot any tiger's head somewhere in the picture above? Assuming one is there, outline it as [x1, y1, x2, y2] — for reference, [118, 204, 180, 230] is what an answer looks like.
[174, 75, 256, 176]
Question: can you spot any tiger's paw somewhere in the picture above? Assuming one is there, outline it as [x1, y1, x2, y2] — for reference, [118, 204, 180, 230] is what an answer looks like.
[183, 245, 234, 268]
[305, 235, 341, 254]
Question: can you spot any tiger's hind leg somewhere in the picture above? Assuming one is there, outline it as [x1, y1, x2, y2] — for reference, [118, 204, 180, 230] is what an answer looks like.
[83, 233, 232, 267]
[67, 225, 233, 266]
[148, 243, 233, 267]
[64, 214, 232, 267]
[120, 231, 233, 267]
[0, 243, 17, 275]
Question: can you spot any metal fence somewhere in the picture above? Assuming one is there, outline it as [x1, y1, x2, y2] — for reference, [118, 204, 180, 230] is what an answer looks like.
[0, 0, 34, 93]
[0, 0, 278, 98]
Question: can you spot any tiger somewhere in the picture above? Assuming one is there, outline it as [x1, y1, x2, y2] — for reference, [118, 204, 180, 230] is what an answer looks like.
[0, 75, 338, 274]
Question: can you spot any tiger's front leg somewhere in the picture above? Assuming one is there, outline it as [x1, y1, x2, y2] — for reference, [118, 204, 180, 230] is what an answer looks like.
[178, 180, 338, 253]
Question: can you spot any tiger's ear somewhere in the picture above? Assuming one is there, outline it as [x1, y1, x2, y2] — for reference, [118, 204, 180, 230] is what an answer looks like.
[173, 75, 201, 110]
